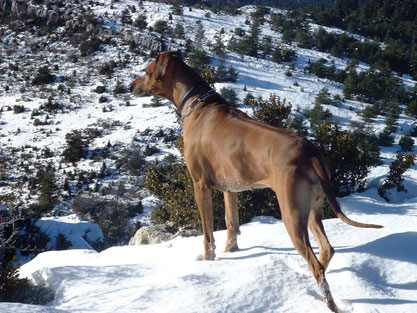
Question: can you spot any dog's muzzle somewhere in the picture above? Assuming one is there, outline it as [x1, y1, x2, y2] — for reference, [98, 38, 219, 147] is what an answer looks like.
[130, 84, 151, 97]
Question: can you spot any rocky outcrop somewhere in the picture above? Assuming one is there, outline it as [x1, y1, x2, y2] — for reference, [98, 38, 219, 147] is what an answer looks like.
[0, 0, 98, 30]
[129, 223, 199, 245]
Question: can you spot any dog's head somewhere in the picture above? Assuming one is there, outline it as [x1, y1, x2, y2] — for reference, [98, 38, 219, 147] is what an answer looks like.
[130, 51, 183, 98]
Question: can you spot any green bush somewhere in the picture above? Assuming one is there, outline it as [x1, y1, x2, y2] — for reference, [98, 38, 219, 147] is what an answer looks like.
[249, 94, 292, 128]
[315, 88, 333, 105]
[399, 135, 415, 152]
[135, 14, 147, 30]
[32, 66, 54, 85]
[187, 49, 211, 75]
[378, 153, 416, 201]
[62, 130, 88, 163]
[219, 87, 239, 107]
[72, 195, 142, 246]
[272, 45, 296, 63]
[287, 114, 308, 137]
[304, 102, 332, 130]
[143, 155, 211, 230]
[153, 20, 169, 35]
[378, 130, 394, 147]
[40, 97, 61, 113]
[94, 85, 106, 93]
[0, 256, 53, 304]
[79, 36, 102, 56]
[306, 58, 346, 83]
[13, 105, 25, 114]
[113, 80, 127, 95]
[1, 211, 51, 305]
[313, 122, 381, 196]
[27, 165, 59, 218]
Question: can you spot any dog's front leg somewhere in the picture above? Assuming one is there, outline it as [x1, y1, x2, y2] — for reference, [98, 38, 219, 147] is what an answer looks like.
[193, 182, 216, 260]
[224, 191, 240, 252]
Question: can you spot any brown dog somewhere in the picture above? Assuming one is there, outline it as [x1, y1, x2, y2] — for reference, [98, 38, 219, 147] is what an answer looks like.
[131, 51, 382, 312]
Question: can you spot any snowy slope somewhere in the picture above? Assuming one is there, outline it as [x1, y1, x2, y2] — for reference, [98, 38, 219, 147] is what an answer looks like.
[1, 190, 416, 313]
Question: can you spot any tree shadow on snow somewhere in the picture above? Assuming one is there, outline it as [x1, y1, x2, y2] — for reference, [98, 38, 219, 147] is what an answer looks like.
[346, 298, 417, 305]
[336, 231, 417, 264]
[329, 232, 417, 305]
[339, 186, 417, 217]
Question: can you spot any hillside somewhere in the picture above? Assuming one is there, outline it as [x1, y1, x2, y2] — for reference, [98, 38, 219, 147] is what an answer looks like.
[1, 0, 417, 311]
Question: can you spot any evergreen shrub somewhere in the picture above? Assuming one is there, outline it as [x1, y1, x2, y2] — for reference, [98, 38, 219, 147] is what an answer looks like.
[313, 122, 381, 196]
[62, 130, 88, 163]
[249, 94, 291, 128]
[378, 153, 416, 201]
[32, 66, 54, 85]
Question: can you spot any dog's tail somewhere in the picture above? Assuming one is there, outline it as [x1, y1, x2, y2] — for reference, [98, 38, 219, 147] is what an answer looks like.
[312, 155, 383, 229]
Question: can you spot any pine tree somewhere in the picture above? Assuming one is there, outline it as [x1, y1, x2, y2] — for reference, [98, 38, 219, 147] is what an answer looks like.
[343, 70, 357, 99]
[399, 135, 414, 152]
[219, 87, 239, 107]
[174, 23, 185, 39]
[236, 20, 260, 57]
[135, 14, 147, 30]
[288, 114, 308, 137]
[153, 20, 169, 36]
[215, 63, 227, 82]
[194, 23, 206, 49]
[305, 102, 332, 130]
[211, 31, 226, 59]
[187, 49, 210, 74]
[62, 130, 87, 163]
[262, 36, 272, 57]
[121, 8, 132, 25]
[315, 88, 333, 105]
[39, 166, 58, 209]
[171, 3, 183, 16]
[378, 152, 416, 201]
[226, 66, 238, 82]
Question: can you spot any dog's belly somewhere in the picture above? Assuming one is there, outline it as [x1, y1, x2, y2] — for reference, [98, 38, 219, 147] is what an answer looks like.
[215, 176, 269, 192]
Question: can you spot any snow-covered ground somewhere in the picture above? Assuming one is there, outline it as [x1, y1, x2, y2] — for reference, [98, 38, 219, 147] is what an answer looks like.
[1, 188, 416, 313]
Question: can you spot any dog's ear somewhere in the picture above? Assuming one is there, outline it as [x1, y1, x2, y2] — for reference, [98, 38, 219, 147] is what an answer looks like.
[155, 51, 183, 80]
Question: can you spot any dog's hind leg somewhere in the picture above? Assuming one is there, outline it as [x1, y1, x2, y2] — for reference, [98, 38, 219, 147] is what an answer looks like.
[224, 191, 240, 252]
[308, 197, 335, 271]
[194, 182, 216, 260]
[274, 167, 338, 312]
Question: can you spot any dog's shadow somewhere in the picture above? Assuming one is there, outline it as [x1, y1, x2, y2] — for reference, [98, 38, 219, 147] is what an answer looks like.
[217, 245, 297, 261]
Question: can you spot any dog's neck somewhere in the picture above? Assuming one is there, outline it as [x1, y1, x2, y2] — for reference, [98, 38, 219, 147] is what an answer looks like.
[175, 83, 211, 117]
[171, 65, 209, 117]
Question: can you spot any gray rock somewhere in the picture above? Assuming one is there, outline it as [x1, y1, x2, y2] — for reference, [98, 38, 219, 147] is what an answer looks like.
[129, 223, 199, 246]
[129, 224, 175, 245]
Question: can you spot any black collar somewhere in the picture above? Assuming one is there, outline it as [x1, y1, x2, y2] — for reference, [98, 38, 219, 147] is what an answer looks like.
[176, 83, 210, 117]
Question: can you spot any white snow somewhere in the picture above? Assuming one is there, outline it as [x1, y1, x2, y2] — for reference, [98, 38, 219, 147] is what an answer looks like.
[35, 214, 106, 250]
[0, 190, 415, 313]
